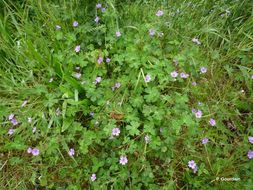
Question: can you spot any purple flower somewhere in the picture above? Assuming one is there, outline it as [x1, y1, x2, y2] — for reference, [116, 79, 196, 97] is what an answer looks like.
[106, 57, 111, 63]
[202, 137, 209, 144]
[193, 165, 198, 173]
[188, 160, 196, 169]
[149, 29, 156, 36]
[94, 16, 100, 23]
[192, 38, 201, 45]
[28, 117, 32, 123]
[8, 114, 14, 121]
[73, 21, 78, 27]
[209, 118, 216, 126]
[101, 8, 106, 12]
[112, 128, 120, 136]
[91, 173, 96, 181]
[195, 110, 202, 118]
[97, 57, 103, 64]
[90, 112, 95, 116]
[119, 155, 128, 165]
[247, 150, 253, 159]
[192, 108, 197, 113]
[32, 148, 40, 156]
[145, 74, 151, 82]
[180, 72, 189, 78]
[8, 128, 14, 135]
[95, 76, 102, 84]
[170, 71, 178, 78]
[116, 31, 121, 37]
[200, 67, 207, 74]
[75, 45, 81, 53]
[144, 135, 150, 143]
[248, 136, 253, 144]
[68, 148, 75, 157]
[156, 10, 164, 17]
[115, 82, 121, 89]
[96, 3, 102, 9]
[251, 75, 253, 80]
[55, 25, 61, 30]
[27, 147, 32, 154]
[11, 118, 18, 126]
[192, 81, 197, 86]
[73, 72, 81, 79]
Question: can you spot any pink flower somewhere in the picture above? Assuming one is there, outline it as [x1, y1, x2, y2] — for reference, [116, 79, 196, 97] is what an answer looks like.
[73, 21, 78, 27]
[73, 72, 81, 79]
[96, 3, 102, 9]
[195, 110, 202, 118]
[68, 148, 75, 157]
[8, 114, 14, 121]
[202, 137, 209, 144]
[97, 57, 103, 64]
[192, 38, 201, 45]
[119, 155, 128, 165]
[247, 150, 253, 159]
[200, 67, 207, 74]
[145, 74, 151, 82]
[170, 71, 178, 78]
[156, 10, 164, 17]
[8, 114, 18, 126]
[94, 17, 100, 23]
[209, 118, 216, 126]
[8, 128, 14, 135]
[106, 57, 111, 63]
[94, 76, 102, 84]
[75, 45, 81, 53]
[91, 173, 96, 181]
[112, 128, 120, 136]
[31, 148, 40, 156]
[114, 82, 121, 89]
[149, 29, 156, 36]
[74, 73, 81, 79]
[11, 118, 18, 126]
[180, 72, 189, 78]
[188, 160, 196, 169]
[27, 147, 32, 154]
[248, 136, 253, 144]
[116, 31, 121, 37]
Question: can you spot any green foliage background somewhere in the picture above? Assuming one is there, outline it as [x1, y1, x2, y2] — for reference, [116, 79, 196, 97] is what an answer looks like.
[0, 0, 253, 189]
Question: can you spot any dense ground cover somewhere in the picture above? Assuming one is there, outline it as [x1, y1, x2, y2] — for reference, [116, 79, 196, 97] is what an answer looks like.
[1, 0, 253, 189]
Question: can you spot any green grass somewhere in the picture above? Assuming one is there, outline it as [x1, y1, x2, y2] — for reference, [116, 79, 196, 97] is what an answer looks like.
[1, 0, 253, 189]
